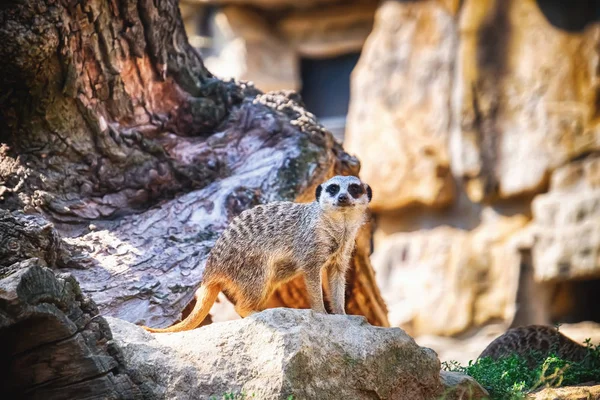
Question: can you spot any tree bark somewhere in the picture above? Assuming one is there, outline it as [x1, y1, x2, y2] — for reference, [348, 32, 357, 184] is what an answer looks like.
[0, 0, 389, 333]
[0, 0, 255, 219]
[0, 258, 144, 399]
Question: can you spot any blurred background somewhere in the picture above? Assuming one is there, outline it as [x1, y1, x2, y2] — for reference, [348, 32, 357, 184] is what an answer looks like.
[179, 0, 600, 363]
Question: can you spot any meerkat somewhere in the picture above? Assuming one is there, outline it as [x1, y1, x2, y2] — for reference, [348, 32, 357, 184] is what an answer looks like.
[143, 175, 372, 333]
[478, 325, 590, 366]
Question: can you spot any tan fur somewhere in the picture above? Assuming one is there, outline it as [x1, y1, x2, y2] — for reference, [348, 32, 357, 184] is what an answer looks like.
[144, 284, 220, 333]
[142, 175, 372, 333]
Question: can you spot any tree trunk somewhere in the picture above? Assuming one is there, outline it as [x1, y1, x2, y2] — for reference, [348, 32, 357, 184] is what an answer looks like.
[0, 0, 255, 218]
[0, 258, 144, 399]
[0, 0, 389, 336]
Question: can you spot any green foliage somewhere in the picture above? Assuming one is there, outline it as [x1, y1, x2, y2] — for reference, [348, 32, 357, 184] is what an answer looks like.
[442, 338, 600, 400]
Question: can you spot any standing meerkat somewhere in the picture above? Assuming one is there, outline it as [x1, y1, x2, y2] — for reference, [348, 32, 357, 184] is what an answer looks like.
[143, 175, 372, 333]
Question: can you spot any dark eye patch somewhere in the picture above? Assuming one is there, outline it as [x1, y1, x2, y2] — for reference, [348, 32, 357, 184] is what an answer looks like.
[326, 184, 340, 196]
[348, 183, 364, 199]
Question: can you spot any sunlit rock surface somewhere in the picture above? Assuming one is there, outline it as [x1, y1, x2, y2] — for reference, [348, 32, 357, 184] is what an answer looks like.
[348, 0, 600, 336]
[108, 309, 486, 400]
[372, 211, 527, 336]
[344, 0, 457, 212]
[530, 156, 600, 282]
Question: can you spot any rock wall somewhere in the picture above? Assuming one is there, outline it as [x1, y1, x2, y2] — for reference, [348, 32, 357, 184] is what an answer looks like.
[346, 0, 600, 336]
[372, 212, 527, 336]
[345, 0, 457, 211]
[180, 0, 378, 92]
[529, 156, 600, 282]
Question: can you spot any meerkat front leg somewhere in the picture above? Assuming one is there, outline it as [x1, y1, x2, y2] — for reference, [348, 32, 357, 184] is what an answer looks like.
[327, 265, 348, 315]
[304, 269, 327, 314]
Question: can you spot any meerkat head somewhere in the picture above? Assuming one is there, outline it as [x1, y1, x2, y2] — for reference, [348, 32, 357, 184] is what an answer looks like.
[315, 175, 372, 213]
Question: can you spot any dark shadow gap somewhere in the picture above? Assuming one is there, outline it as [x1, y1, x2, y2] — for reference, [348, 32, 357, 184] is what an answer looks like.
[535, 0, 600, 33]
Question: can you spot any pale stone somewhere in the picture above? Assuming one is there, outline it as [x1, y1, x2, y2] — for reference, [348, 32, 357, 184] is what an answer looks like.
[372, 211, 528, 336]
[528, 385, 600, 400]
[529, 156, 600, 282]
[277, 2, 377, 58]
[451, 0, 600, 202]
[107, 308, 449, 400]
[348, 0, 600, 208]
[345, 0, 457, 212]
[203, 6, 299, 92]
[440, 371, 489, 400]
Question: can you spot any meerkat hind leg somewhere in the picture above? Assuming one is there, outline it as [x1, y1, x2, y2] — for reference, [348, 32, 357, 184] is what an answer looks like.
[234, 303, 258, 318]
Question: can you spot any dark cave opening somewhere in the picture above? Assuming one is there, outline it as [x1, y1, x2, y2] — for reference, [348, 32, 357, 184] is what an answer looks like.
[513, 249, 600, 327]
[535, 0, 600, 33]
[549, 278, 600, 325]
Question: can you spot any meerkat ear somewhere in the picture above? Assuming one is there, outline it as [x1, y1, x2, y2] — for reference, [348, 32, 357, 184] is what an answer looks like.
[315, 184, 323, 201]
[365, 184, 372, 202]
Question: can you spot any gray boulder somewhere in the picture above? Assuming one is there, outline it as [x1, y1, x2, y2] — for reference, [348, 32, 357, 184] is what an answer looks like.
[108, 308, 451, 399]
[440, 371, 489, 400]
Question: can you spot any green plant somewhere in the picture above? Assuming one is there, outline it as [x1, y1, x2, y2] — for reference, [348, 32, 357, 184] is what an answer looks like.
[442, 338, 600, 400]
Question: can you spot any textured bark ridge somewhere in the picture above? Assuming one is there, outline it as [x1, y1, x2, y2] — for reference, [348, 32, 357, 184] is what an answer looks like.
[0, 0, 389, 338]
[0, 0, 256, 218]
[0, 211, 72, 273]
[0, 259, 143, 400]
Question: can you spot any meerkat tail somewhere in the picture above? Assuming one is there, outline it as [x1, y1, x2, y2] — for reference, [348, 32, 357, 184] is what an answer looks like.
[142, 283, 221, 333]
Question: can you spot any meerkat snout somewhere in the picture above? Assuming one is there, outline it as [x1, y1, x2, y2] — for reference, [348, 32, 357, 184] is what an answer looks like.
[143, 175, 372, 333]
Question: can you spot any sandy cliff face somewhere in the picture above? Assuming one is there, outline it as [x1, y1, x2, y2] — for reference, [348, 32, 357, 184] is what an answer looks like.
[346, 0, 600, 336]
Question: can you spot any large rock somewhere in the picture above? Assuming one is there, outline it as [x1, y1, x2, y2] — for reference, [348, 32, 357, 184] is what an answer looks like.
[372, 211, 528, 336]
[451, 0, 600, 202]
[529, 155, 600, 281]
[199, 1, 377, 91]
[440, 371, 489, 400]
[277, 2, 377, 58]
[344, 0, 457, 212]
[108, 308, 484, 400]
[347, 0, 600, 209]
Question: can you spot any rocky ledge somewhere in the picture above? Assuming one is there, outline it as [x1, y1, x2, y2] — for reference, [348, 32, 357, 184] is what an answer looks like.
[108, 308, 487, 400]
[0, 260, 486, 400]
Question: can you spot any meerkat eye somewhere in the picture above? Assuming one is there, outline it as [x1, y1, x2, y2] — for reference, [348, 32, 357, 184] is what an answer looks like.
[348, 183, 364, 199]
[326, 184, 340, 196]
